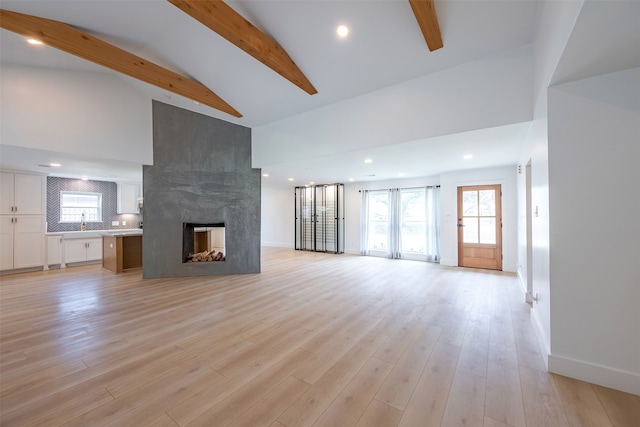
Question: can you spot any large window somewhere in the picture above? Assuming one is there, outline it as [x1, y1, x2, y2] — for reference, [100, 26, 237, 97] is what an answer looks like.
[367, 191, 389, 251]
[401, 188, 426, 254]
[362, 186, 440, 261]
[60, 191, 102, 223]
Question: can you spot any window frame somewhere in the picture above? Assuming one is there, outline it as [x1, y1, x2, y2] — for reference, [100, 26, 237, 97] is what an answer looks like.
[59, 191, 103, 223]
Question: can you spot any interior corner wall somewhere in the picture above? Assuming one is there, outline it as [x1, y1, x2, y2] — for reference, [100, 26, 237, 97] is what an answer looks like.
[143, 101, 261, 278]
[547, 68, 640, 395]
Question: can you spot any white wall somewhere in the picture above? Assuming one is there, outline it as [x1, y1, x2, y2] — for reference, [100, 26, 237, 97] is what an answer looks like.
[262, 167, 518, 275]
[1, 66, 153, 165]
[261, 184, 295, 247]
[547, 68, 640, 395]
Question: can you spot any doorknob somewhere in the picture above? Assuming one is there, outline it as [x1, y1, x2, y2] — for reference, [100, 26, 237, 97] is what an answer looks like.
[457, 224, 465, 227]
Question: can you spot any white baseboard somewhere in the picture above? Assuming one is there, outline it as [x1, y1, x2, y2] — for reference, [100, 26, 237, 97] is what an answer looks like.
[516, 270, 532, 302]
[531, 308, 550, 370]
[517, 269, 526, 289]
[261, 242, 293, 248]
[549, 354, 640, 396]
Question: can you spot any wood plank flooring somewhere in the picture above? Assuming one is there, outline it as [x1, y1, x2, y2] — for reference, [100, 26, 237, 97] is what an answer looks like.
[1, 247, 638, 426]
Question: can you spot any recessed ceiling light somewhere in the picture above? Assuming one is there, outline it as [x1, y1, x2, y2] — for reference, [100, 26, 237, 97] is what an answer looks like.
[463, 154, 473, 160]
[348, 178, 355, 182]
[81, 177, 89, 181]
[27, 38, 43, 45]
[364, 158, 373, 164]
[49, 163, 61, 167]
[288, 178, 294, 181]
[336, 25, 349, 38]
[309, 181, 315, 185]
[398, 172, 405, 177]
[262, 173, 269, 177]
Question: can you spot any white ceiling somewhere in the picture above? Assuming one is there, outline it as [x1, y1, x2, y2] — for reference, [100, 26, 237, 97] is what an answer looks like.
[3, 0, 631, 186]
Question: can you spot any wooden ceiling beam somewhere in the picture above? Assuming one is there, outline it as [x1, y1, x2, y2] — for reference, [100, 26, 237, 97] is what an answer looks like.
[408, 0, 443, 52]
[0, 9, 242, 117]
[168, 0, 317, 95]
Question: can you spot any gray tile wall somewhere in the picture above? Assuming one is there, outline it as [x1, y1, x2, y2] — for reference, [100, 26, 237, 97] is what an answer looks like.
[46, 177, 141, 232]
[142, 101, 261, 278]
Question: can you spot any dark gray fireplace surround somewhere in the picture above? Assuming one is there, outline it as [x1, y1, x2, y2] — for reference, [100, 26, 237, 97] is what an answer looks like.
[143, 101, 261, 278]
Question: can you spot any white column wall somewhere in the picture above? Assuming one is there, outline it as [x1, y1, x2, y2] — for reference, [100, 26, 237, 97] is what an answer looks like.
[521, 0, 585, 367]
[547, 68, 640, 395]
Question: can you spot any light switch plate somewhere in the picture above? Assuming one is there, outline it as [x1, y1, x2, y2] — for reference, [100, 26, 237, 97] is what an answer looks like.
[112, 221, 119, 226]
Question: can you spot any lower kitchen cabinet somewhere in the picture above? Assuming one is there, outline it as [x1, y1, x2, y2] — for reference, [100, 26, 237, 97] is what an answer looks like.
[64, 238, 102, 264]
[0, 215, 44, 271]
[47, 235, 64, 267]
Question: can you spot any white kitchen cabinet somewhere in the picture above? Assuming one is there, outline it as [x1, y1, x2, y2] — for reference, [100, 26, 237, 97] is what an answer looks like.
[86, 239, 103, 261]
[64, 238, 102, 264]
[0, 171, 46, 271]
[0, 215, 45, 270]
[1, 172, 45, 215]
[47, 235, 64, 266]
[0, 217, 13, 270]
[117, 182, 141, 214]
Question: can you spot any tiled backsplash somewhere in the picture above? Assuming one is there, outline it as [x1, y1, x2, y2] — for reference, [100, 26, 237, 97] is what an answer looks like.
[46, 177, 141, 232]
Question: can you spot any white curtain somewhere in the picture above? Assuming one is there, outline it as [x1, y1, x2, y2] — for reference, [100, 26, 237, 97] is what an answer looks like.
[425, 186, 441, 262]
[388, 188, 402, 259]
[361, 185, 441, 263]
[359, 190, 370, 255]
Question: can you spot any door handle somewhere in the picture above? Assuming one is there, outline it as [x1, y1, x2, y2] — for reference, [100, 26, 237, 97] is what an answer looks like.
[457, 224, 464, 227]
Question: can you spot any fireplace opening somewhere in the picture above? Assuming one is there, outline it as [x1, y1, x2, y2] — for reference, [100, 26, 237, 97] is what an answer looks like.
[183, 222, 226, 263]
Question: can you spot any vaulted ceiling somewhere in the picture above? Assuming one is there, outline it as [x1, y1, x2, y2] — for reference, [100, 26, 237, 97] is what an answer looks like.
[0, 1, 568, 184]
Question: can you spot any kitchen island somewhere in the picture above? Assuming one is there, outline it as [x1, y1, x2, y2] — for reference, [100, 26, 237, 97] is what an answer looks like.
[102, 231, 142, 274]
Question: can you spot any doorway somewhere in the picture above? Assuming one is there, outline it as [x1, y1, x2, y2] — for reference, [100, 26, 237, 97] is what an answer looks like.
[457, 185, 502, 270]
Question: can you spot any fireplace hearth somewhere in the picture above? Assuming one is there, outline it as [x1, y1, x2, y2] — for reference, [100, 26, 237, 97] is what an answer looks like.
[182, 222, 225, 263]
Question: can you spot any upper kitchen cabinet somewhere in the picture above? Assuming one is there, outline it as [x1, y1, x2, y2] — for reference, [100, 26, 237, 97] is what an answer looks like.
[0, 172, 46, 215]
[117, 182, 141, 214]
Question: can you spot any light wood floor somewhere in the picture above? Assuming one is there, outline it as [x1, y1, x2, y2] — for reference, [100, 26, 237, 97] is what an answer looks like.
[1, 247, 638, 426]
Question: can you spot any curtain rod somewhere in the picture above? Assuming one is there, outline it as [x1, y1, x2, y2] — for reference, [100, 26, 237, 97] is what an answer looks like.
[359, 185, 440, 192]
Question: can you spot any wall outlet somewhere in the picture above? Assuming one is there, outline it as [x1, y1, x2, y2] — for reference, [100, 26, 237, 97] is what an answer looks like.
[112, 221, 119, 226]
[122, 221, 126, 226]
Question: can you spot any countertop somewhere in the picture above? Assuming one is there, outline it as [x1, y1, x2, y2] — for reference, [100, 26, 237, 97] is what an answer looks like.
[46, 229, 143, 239]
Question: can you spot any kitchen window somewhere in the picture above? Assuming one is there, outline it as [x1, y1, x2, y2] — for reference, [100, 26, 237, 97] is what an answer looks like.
[60, 191, 102, 222]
